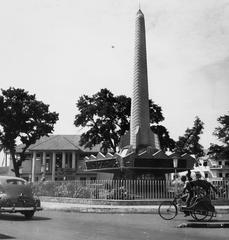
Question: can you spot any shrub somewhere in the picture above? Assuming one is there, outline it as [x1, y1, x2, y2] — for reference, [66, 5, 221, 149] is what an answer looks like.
[32, 181, 92, 198]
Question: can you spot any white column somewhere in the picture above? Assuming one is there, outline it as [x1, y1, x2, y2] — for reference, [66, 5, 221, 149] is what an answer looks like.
[52, 152, 56, 181]
[31, 152, 36, 182]
[72, 152, 76, 169]
[62, 152, 66, 168]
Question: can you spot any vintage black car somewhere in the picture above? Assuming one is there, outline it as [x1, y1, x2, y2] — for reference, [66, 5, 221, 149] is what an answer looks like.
[0, 176, 42, 219]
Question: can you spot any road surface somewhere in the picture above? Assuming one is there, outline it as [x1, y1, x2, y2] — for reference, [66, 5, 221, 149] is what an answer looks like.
[0, 211, 228, 240]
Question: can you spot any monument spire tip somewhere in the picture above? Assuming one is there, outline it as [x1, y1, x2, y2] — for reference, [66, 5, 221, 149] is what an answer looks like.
[137, 1, 143, 16]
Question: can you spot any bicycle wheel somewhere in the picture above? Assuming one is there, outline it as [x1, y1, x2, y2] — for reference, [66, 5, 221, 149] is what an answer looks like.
[192, 207, 209, 221]
[158, 201, 177, 220]
[203, 211, 214, 222]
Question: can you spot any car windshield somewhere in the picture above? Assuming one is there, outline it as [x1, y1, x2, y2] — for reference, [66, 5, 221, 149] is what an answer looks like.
[6, 179, 26, 185]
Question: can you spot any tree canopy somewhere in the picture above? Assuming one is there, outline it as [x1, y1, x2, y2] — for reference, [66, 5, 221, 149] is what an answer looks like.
[208, 114, 229, 160]
[174, 116, 204, 159]
[0, 87, 59, 176]
[74, 88, 175, 153]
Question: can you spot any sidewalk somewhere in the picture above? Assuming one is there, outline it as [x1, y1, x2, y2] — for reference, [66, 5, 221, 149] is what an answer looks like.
[41, 198, 229, 214]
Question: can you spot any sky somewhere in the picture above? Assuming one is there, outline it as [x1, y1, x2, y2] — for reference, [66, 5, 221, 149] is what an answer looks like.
[0, 0, 229, 149]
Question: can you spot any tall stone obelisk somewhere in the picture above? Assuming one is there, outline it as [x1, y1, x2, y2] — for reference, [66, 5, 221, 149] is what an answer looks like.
[130, 9, 159, 151]
[85, 9, 195, 179]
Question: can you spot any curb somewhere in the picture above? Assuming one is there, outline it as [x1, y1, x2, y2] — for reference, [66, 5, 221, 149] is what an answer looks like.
[40, 196, 229, 206]
[41, 202, 159, 213]
[41, 202, 229, 214]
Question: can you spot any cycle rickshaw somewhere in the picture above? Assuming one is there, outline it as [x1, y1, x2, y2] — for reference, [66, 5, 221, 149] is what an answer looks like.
[158, 191, 217, 222]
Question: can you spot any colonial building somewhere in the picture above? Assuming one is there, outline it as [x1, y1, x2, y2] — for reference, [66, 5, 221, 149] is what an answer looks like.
[178, 153, 229, 181]
[1, 135, 101, 182]
[209, 158, 229, 180]
[194, 156, 229, 180]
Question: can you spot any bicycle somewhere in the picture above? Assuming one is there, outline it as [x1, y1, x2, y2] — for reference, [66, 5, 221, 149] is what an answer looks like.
[158, 193, 216, 222]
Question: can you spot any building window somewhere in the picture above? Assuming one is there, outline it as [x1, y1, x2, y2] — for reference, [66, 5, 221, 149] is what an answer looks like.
[219, 161, 222, 166]
[25, 154, 32, 160]
[225, 173, 229, 178]
[204, 173, 208, 178]
[225, 161, 229, 166]
[56, 153, 62, 169]
[45, 154, 51, 172]
[203, 161, 208, 167]
[218, 172, 223, 178]
[66, 153, 72, 168]
[36, 153, 41, 161]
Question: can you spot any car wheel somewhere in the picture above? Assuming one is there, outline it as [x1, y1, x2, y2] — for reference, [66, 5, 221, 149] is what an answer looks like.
[23, 211, 35, 220]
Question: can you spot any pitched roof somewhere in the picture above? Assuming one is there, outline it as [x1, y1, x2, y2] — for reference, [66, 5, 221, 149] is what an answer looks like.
[16, 135, 101, 153]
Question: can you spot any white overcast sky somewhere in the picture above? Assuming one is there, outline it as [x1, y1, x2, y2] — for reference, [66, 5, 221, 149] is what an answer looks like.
[0, 0, 229, 149]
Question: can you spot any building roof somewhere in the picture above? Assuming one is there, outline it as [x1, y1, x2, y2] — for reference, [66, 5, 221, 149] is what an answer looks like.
[85, 147, 196, 174]
[16, 135, 101, 153]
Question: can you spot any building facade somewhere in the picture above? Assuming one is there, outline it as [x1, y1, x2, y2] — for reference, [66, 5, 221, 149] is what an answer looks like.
[1, 135, 101, 182]
[196, 156, 229, 180]
[178, 155, 229, 181]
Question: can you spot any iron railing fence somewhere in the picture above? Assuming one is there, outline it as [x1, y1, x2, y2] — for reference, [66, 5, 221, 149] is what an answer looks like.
[32, 179, 229, 200]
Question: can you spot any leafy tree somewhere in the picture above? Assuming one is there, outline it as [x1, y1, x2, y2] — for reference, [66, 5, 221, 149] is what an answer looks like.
[0, 87, 59, 177]
[74, 88, 175, 153]
[74, 89, 130, 153]
[174, 116, 204, 159]
[208, 114, 229, 159]
[150, 125, 175, 152]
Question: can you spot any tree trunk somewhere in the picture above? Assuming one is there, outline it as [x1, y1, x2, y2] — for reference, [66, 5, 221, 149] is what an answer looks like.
[10, 149, 20, 177]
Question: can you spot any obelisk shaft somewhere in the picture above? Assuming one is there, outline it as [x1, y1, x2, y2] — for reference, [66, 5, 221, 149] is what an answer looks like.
[130, 10, 151, 149]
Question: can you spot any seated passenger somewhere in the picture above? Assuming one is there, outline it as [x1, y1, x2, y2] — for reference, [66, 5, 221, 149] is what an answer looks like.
[189, 172, 218, 198]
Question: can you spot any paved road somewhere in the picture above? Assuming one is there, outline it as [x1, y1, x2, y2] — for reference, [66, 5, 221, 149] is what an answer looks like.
[0, 211, 228, 240]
